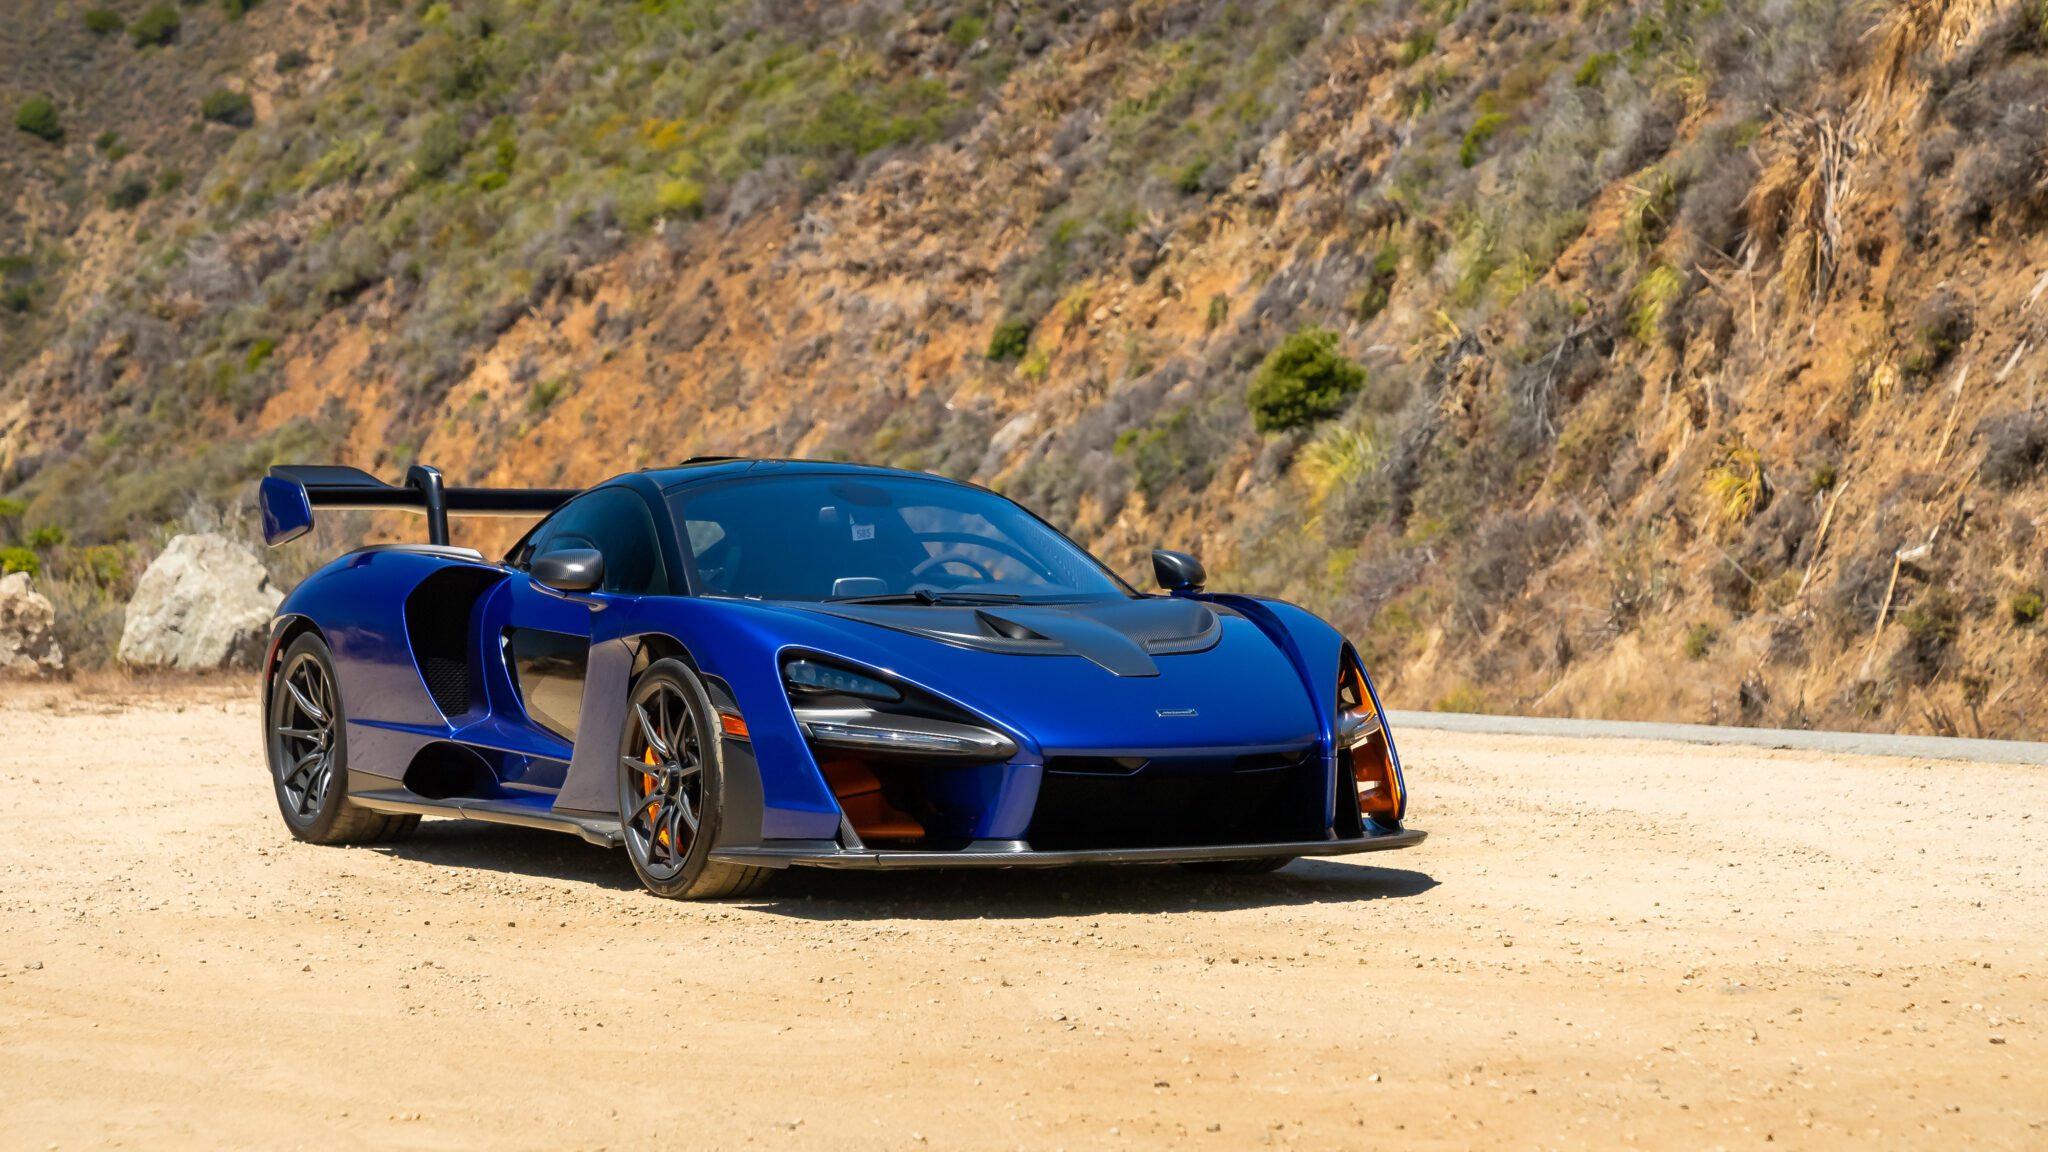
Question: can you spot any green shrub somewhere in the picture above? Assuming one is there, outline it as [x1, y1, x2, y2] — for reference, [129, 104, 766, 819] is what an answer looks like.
[1355, 245, 1399, 321]
[26, 525, 67, 549]
[2, 285, 29, 314]
[2013, 587, 2044, 626]
[412, 116, 464, 179]
[1683, 621, 1718, 660]
[1205, 294, 1230, 332]
[1397, 29, 1436, 67]
[275, 47, 310, 73]
[201, 88, 256, 127]
[1247, 327, 1366, 432]
[527, 377, 569, 415]
[245, 338, 276, 370]
[15, 98, 62, 143]
[107, 173, 152, 210]
[1573, 52, 1617, 87]
[946, 14, 986, 48]
[130, 4, 181, 47]
[157, 168, 185, 194]
[221, 0, 264, 19]
[986, 317, 1033, 362]
[0, 547, 39, 578]
[94, 130, 121, 153]
[83, 8, 125, 37]
[1459, 113, 1510, 168]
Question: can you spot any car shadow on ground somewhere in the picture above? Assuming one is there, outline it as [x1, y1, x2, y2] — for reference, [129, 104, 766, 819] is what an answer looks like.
[372, 822, 1438, 915]
[371, 820, 644, 892]
[745, 858, 1438, 921]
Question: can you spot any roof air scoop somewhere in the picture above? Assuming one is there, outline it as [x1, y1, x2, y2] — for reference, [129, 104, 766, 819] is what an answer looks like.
[975, 609, 1050, 642]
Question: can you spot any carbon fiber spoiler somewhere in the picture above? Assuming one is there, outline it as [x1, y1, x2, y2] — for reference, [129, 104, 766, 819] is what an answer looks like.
[259, 464, 578, 546]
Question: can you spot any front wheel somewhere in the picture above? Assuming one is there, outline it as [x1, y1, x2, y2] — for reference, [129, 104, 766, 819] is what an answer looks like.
[618, 658, 771, 900]
[267, 632, 418, 845]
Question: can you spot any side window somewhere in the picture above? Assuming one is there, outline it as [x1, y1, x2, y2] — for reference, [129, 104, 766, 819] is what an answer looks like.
[524, 488, 669, 596]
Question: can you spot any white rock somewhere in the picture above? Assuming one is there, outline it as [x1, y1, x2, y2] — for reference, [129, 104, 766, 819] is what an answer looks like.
[118, 534, 282, 671]
[0, 571, 63, 676]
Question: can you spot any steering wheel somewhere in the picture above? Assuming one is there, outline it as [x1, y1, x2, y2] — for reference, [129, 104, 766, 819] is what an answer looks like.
[911, 552, 995, 584]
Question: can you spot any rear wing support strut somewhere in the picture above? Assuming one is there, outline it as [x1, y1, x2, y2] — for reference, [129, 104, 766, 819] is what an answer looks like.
[258, 464, 578, 547]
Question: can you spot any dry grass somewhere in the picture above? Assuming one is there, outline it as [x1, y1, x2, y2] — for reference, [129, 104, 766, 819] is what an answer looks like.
[1704, 440, 1771, 531]
[1868, 0, 2012, 96]
[1745, 116, 1858, 320]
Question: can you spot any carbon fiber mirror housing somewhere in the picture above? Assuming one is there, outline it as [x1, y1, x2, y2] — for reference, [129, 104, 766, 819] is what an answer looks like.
[1151, 549, 1206, 594]
[533, 547, 605, 593]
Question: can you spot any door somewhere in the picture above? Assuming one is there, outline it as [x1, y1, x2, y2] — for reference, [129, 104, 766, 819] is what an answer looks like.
[501, 486, 673, 785]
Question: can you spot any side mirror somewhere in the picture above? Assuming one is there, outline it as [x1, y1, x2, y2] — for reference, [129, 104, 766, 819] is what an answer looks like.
[1151, 549, 1206, 594]
[532, 547, 605, 593]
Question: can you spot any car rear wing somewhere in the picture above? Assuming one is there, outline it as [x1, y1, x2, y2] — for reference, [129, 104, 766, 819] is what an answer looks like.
[259, 464, 578, 547]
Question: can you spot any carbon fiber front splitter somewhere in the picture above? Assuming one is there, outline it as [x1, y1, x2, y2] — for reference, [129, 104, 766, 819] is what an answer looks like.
[708, 827, 1425, 869]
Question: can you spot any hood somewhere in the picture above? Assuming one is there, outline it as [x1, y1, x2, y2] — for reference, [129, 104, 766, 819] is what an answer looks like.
[750, 595, 1321, 755]
[794, 595, 1218, 676]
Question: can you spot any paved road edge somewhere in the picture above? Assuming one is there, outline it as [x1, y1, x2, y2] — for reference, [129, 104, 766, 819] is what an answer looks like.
[1385, 710, 2048, 766]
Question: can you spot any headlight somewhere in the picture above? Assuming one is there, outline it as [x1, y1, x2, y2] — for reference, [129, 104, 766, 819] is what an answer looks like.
[795, 707, 1018, 759]
[1339, 653, 1403, 822]
[785, 659, 901, 701]
[782, 657, 1016, 762]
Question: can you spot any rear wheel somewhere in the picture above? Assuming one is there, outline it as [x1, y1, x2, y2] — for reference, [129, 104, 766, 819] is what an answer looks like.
[618, 658, 771, 900]
[267, 632, 418, 845]
[1179, 856, 1295, 875]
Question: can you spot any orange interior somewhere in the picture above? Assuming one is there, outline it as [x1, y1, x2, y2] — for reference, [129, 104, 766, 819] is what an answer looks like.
[818, 754, 925, 842]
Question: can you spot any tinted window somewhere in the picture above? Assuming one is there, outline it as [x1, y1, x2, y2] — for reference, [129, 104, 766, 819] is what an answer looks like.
[523, 487, 669, 595]
[667, 474, 1130, 603]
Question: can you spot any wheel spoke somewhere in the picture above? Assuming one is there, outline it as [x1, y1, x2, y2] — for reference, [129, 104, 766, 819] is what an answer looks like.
[284, 677, 326, 725]
[672, 759, 702, 780]
[635, 702, 672, 761]
[283, 749, 320, 789]
[277, 726, 323, 742]
[296, 756, 326, 814]
[673, 790, 699, 836]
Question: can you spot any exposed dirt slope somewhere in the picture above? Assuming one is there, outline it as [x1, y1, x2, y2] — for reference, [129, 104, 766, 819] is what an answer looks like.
[3, 1, 2046, 735]
[1, 683, 2042, 1148]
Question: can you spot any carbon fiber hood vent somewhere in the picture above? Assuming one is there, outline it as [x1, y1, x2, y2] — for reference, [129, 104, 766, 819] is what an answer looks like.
[794, 596, 1223, 677]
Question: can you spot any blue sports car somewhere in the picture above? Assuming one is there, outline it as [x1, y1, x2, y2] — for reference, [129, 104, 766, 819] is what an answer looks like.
[257, 459, 1421, 898]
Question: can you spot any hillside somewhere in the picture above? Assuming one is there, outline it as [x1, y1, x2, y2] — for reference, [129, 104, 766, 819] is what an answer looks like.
[3, 0, 2046, 737]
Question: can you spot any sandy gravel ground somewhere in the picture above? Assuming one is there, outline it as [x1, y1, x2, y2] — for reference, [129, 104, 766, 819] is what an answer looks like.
[1, 682, 2043, 1150]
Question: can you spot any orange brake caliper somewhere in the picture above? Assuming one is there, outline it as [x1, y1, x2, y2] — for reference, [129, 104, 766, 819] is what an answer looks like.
[642, 746, 665, 847]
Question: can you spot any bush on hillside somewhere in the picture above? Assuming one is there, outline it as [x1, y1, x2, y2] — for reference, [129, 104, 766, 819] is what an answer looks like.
[130, 5, 181, 47]
[201, 89, 256, 127]
[1247, 327, 1366, 432]
[0, 547, 39, 578]
[83, 9, 125, 37]
[15, 98, 62, 143]
[108, 173, 152, 210]
[985, 317, 1033, 362]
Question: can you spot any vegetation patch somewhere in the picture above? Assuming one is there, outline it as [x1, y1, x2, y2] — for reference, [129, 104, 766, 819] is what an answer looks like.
[1247, 327, 1366, 433]
[14, 98, 62, 143]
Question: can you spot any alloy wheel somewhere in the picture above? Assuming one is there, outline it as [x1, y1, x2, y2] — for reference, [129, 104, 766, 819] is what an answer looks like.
[622, 681, 704, 882]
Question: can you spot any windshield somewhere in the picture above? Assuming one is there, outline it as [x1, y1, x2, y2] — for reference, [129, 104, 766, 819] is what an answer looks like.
[667, 474, 1133, 604]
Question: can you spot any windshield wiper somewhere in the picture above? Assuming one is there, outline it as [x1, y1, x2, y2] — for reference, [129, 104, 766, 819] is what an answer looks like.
[826, 590, 1029, 605]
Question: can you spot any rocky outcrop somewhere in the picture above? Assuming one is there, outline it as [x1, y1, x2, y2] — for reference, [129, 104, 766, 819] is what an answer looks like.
[0, 572, 63, 676]
[118, 534, 282, 671]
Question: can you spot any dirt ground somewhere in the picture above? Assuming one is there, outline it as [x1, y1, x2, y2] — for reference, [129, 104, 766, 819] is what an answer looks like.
[0, 682, 2042, 1150]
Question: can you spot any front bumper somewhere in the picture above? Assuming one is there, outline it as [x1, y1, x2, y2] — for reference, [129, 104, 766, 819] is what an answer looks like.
[709, 826, 1425, 870]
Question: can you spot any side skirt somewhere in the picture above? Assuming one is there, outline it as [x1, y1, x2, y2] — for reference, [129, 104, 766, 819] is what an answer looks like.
[353, 788, 621, 849]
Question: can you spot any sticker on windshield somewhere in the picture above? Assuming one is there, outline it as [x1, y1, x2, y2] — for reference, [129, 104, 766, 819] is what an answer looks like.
[851, 523, 875, 542]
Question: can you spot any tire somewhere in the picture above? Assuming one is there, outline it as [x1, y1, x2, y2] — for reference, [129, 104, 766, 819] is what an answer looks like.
[1179, 856, 1296, 875]
[267, 632, 419, 845]
[618, 658, 771, 900]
